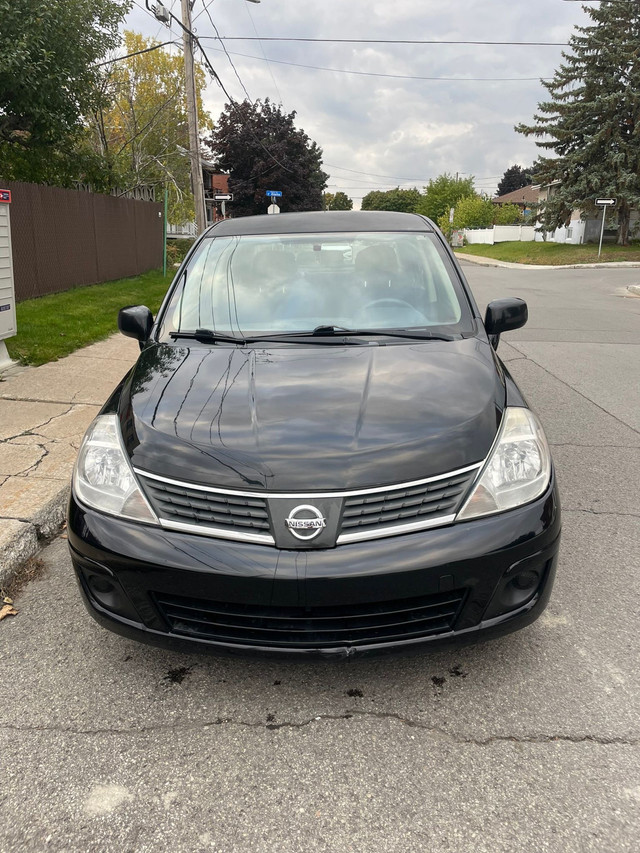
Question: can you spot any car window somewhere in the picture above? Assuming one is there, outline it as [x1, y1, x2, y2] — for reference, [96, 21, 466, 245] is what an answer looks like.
[158, 231, 473, 337]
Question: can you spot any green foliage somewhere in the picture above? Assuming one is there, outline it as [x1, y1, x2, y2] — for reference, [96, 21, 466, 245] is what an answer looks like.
[204, 99, 328, 217]
[440, 195, 495, 232]
[6, 269, 169, 366]
[360, 187, 421, 213]
[327, 191, 353, 210]
[496, 165, 532, 197]
[86, 32, 212, 223]
[494, 203, 524, 225]
[415, 174, 475, 222]
[0, 0, 130, 185]
[166, 238, 194, 267]
[515, 0, 640, 245]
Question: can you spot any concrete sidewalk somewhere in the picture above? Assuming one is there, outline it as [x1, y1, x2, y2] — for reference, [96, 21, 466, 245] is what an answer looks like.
[0, 335, 139, 587]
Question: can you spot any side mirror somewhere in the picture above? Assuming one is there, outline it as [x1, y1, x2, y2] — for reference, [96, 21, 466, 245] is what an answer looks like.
[484, 298, 528, 349]
[118, 305, 153, 346]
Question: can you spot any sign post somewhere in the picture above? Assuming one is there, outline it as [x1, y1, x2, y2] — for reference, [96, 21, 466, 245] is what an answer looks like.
[266, 190, 282, 214]
[214, 193, 233, 219]
[0, 189, 16, 370]
[595, 198, 616, 258]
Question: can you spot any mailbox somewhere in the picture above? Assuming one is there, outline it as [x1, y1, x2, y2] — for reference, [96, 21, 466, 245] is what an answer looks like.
[0, 189, 16, 369]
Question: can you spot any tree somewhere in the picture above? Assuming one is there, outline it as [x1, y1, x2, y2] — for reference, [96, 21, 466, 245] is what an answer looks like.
[516, 0, 640, 245]
[494, 203, 524, 225]
[87, 32, 212, 223]
[0, 0, 130, 185]
[204, 99, 328, 217]
[438, 195, 494, 234]
[360, 187, 421, 213]
[415, 174, 475, 222]
[496, 165, 532, 197]
[328, 191, 353, 210]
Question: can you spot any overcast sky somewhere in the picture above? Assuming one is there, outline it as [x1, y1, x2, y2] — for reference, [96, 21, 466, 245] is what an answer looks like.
[124, 0, 592, 207]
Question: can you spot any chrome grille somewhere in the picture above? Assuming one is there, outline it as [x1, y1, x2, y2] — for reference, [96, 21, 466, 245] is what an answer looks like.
[340, 470, 475, 535]
[153, 588, 466, 649]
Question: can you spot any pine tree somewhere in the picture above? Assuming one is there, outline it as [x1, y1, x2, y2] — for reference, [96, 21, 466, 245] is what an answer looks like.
[516, 0, 640, 244]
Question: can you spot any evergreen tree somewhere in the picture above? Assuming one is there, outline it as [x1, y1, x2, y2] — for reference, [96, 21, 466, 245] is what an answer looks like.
[204, 99, 328, 217]
[497, 165, 532, 197]
[516, 0, 640, 244]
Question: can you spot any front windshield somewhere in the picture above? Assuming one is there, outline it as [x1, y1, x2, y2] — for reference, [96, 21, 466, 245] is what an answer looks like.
[159, 231, 472, 337]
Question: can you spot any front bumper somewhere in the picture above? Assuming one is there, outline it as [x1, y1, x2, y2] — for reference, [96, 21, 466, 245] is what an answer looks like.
[67, 476, 560, 658]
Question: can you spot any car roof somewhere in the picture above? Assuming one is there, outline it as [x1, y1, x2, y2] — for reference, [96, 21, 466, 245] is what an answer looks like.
[206, 210, 434, 237]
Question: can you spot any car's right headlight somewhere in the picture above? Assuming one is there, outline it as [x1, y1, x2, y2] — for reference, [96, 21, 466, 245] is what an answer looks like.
[457, 407, 552, 521]
[73, 414, 158, 524]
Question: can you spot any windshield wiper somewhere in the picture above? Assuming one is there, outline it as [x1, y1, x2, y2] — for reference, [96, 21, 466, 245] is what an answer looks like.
[170, 329, 247, 344]
[310, 326, 456, 342]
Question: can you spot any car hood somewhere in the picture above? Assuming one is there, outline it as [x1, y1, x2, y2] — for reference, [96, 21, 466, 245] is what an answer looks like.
[119, 339, 504, 491]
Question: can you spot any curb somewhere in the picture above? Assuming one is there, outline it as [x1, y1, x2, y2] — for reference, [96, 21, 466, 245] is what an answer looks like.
[455, 252, 640, 270]
[0, 485, 69, 591]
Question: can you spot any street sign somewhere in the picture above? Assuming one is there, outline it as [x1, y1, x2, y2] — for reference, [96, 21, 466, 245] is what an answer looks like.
[266, 190, 282, 198]
[596, 198, 616, 206]
[267, 203, 280, 215]
[214, 193, 233, 201]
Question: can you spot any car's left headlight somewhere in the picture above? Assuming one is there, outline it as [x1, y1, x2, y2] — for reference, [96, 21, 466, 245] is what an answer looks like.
[73, 414, 158, 524]
[457, 407, 552, 521]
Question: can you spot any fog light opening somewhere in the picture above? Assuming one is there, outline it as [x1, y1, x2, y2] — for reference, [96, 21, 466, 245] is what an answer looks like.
[511, 569, 540, 592]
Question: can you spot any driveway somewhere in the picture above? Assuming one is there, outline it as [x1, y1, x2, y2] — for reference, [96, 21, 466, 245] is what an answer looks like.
[1, 264, 639, 853]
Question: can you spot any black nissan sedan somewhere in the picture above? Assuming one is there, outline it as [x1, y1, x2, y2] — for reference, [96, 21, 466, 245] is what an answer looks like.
[67, 210, 560, 657]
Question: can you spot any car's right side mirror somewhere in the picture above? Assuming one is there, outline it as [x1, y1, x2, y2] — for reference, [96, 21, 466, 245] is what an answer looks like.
[118, 305, 153, 347]
[484, 298, 528, 349]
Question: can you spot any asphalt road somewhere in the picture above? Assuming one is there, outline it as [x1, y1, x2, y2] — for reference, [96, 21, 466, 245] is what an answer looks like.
[1, 263, 639, 853]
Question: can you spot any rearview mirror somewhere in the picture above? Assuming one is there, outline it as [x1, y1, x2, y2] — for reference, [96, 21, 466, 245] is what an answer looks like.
[118, 305, 153, 346]
[484, 298, 528, 349]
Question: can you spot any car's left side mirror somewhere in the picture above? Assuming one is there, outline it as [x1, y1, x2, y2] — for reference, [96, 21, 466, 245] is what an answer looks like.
[118, 305, 153, 347]
[484, 298, 528, 349]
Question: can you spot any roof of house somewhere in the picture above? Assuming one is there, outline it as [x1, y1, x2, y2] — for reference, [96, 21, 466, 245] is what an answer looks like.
[492, 185, 539, 205]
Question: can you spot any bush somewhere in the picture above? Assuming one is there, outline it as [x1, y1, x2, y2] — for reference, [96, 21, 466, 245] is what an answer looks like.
[494, 203, 524, 225]
[166, 238, 194, 267]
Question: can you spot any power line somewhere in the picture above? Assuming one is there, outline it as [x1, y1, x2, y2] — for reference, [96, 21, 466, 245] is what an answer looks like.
[201, 2, 254, 103]
[211, 36, 570, 47]
[203, 45, 544, 82]
[243, 1, 284, 105]
[94, 40, 177, 67]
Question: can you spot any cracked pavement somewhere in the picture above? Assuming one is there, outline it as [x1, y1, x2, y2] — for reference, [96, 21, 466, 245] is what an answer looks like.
[0, 336, 140, 581]
[1, 265, 639, 852]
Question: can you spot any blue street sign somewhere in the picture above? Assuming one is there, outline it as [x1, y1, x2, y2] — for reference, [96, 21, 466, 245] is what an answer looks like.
[266, 190, 282, 197]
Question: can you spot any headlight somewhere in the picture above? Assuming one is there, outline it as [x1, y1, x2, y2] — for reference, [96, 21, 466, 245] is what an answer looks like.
[457, 407, 551, 521]
[73, 414, 158, 524]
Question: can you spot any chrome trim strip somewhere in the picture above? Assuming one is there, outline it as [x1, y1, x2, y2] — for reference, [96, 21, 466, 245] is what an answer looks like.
[158, 518, 275, 545]
[336, 514, 456, 544]
[135, 462, 482, 500]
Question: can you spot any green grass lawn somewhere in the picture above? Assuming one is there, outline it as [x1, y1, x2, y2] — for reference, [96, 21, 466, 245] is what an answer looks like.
[6, 269, 173, 367]
[455, 241, 640, 265]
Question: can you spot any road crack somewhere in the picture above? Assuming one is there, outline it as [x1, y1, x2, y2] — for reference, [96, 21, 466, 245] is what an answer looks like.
[1, 711, 638, 745]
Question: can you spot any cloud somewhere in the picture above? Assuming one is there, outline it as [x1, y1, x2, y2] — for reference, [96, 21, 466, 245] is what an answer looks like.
[124, 0, 590, 206]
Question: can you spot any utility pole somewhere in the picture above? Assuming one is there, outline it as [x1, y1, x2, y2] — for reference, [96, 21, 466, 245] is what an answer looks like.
[180, 0, 207, 235]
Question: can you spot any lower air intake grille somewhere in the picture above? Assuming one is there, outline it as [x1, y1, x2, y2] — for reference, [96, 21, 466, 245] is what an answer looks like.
[153, 589, 466, 649]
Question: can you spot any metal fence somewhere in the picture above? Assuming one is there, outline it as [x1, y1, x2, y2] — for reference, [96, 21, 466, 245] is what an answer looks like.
[2, 181, 163, 302]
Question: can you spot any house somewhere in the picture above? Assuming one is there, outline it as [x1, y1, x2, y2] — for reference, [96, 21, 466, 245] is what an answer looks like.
[492, 185, 540, 217]
[202, 162, 232, 225]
